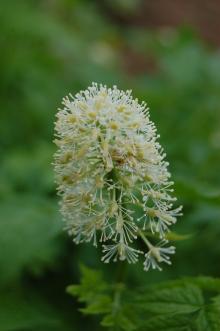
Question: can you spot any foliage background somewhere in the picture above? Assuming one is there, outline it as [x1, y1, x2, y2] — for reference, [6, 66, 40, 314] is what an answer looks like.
[0, 0, 220, 330]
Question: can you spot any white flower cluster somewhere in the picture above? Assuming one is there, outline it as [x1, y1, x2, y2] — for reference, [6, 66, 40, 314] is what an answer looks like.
[54, 83, 182, 271]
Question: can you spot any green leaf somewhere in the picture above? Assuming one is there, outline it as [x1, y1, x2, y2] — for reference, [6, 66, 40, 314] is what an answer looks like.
[67, 264, 109, 303]
[194, 295, 220, 331]
[101, 309, 137, 331]
[69, 267, 220, 331]
[67, 266, 136, 331]
[149, 277, 220, 293]
[137, 284, 203, 315]
[137, 279, 220, 331]
[81, 295, 112, 315]
[140, 312, 196, 331]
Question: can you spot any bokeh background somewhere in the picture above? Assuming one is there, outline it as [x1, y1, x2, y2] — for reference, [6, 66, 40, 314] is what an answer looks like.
[1, 0, 220, 330]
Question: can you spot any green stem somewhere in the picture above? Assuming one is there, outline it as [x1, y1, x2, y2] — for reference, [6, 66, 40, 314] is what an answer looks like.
[138, 228, 153, 249]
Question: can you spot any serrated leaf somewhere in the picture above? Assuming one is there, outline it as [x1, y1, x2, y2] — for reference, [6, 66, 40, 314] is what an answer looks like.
[70, 267, 220, 331]
[150, 277, 220, 293]
[187, 277, 220, 292]
[140, 312, 196, 331]
[137, 280, 220, 331]
[67, 266, 136, 330]
[80, 295, 112, 314]
[137, 284, 203, 315]
[67, 265, 108, 303]
[101, 309, 137, 331]
[194, 299, 220, 331]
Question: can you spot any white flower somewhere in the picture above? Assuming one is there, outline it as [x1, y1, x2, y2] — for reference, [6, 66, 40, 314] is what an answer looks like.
[54, 83, 182, 271]
[143, 240, 176, 271]
[102, 243, 142, 264]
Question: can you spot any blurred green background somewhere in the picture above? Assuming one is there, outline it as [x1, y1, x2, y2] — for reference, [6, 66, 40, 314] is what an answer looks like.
[1, 0, 220, 330]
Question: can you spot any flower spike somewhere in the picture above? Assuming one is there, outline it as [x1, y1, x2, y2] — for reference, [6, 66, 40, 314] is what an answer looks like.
[54, 83, 182, 271]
